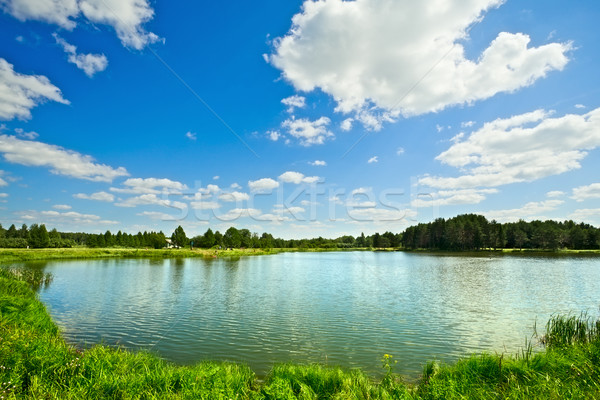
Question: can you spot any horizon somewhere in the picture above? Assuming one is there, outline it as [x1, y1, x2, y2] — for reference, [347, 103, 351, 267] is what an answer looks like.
[1, 0, 599, 239]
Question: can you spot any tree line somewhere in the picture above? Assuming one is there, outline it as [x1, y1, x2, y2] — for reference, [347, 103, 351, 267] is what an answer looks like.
[0, 223, 400, 250]
[401, 214, 600, 251]
[2, 214, 599, 251]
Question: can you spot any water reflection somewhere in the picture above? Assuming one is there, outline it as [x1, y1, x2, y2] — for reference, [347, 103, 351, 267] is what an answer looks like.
[19, 252, 600, 378]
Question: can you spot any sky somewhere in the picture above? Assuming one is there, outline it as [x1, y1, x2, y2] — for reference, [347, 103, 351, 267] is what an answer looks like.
[0, 0, 599, 239]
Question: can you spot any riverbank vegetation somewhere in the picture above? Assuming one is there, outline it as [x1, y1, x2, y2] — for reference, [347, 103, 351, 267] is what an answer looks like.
[2, 267, 600, 398]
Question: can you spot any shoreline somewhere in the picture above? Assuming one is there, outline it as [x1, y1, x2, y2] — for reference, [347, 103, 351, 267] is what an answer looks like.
[1, 246, 599, 263]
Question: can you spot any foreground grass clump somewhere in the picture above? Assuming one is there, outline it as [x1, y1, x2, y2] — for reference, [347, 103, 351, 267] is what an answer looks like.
[2, 267, 600, 399]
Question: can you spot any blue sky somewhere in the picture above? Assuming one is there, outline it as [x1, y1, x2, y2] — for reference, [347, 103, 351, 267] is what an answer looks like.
[0, 0, 599, 239]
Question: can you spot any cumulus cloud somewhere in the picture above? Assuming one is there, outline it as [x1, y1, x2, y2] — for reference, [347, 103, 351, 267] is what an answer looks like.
[14, 128, 39, 139]
[420, 108, 600, 190]
[278, 171, 320, 184]
[546, 191, 565, 198]
[53, 34, 107, 77]
[0, 58, 69, 120]
[248, 177, 279, 192]
[267, 130, 280, 141]
[483, 200, 564, 222]
[412, 188, 498, 208]
[571, 183, 600, 202]
[52, 204, 72, 210]
[269, 0, 571, 129]
[396, 147, 405, 156]
[282, 116, 333, 146]
[17, 209, 118, 225]
[568, 208, 600, 223]
[0, 135, 128, 182]
[111, 177, 187, 195]
[367, 156, 378, 164]
[309, 160, 326, 166]
[136, 211, 179, 221]
[281, 95, 306, 113]
[1, 0, 160, 49]
[74, 191, 115, 202]
[115, 193, 186, 209]
[218, 191, 250, 202]
[340, 118, 353, 131]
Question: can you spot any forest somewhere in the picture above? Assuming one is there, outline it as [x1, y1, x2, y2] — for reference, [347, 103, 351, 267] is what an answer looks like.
[401, 214, 600, 250]
[1, 213, 599, 251]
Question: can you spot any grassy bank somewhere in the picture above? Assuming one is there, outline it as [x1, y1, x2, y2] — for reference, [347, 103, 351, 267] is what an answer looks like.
[0, 247, 288, 263]
[0, 247, 376, 263]
[2, 268, 600, 398]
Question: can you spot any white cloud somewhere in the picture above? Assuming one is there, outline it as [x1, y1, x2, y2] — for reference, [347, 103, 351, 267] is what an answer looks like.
[572, 183, 600, 202]
[14, 128, 39, 139]
[351, 187, 371, 196]
[483, 200, 564, 222]
[0, 135, 128, 182]
[17, 209, 118, 225]
[230, 182, 241, 189]
[248, 177, 279, 192]
[52, 204, 72, 210]
[281, 95, 306, 113]
[53, 34, 107, 77]
[115, 193, 186, 209]
[309, 160, 326, 166]
[186, 131, 197, 140]
[340, 118, 353, 131]
[568, 208, 600, 223]
[367, 156, 378, 164]
[461, 120, 476, 128]
[190, 200, 220, 210]
[348, 207, 415, 222]
[217, 207, 262, 221]
[136, 211, 179, 221]
[575, 104, 586, 109]
[282, 116, 333, 146]
[1, 0, 160, 50]
[74, 191, 115, 202]
[213, 175, 219, 180]
[0, 192, 8, 203]
[412, 188, 498, 208]
[0, 58, 69, 120]
[420, 108, 600, 189]
[267, 130, 280, 141]
[218, 191, 250, 202]
[269, 0, 571, 129]
[396, 147, 405, 156]
[0, 170, 7, 187]
[112, 177, 187, 195]
[546, 191, 565, 198]
[278, 171, 320, 184]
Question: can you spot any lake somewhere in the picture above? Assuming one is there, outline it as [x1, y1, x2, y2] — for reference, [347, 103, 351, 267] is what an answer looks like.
[18, 251, 600, 378]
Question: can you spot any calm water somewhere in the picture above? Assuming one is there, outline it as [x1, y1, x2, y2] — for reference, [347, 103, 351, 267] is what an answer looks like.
[18, 252, 600, 378]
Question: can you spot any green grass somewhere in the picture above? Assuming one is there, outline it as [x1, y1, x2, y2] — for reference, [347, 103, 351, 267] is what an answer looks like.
[2, 267, 600, 399]
[0, 247, 376, 263]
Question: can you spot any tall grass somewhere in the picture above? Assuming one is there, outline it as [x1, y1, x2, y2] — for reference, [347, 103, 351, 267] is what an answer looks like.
[2, 267, 600, 399]
[541, 313, 600, 348]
